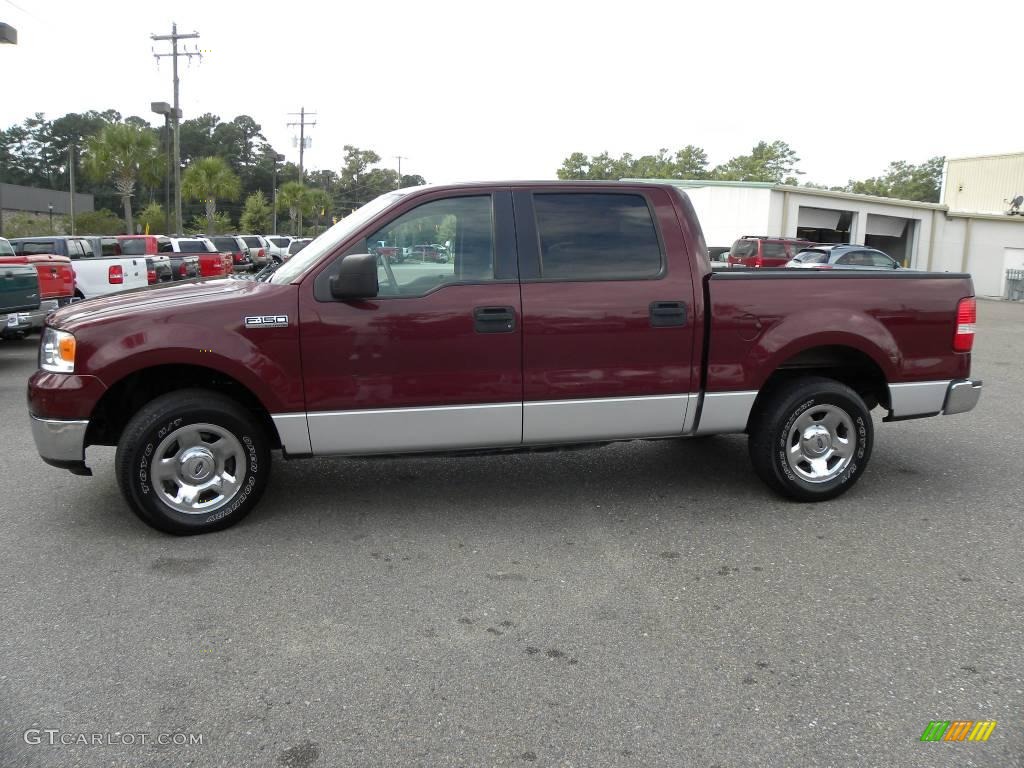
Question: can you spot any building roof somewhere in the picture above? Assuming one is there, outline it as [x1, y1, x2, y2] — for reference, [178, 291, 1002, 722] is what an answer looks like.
[946, 150, 1024, 163]
[622, 178, 948, 211]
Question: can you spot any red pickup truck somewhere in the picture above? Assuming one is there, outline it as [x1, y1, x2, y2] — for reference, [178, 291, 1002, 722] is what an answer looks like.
[28, 182, 982, 535]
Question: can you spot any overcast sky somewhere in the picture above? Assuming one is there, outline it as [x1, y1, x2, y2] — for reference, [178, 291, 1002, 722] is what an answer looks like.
[1, 0, 1020, 187]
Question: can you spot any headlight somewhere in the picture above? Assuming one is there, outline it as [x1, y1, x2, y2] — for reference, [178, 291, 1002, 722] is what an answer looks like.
[40, 328, 76, 373]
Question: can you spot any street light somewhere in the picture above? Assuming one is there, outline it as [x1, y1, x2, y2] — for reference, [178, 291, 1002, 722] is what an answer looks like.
[151, 101, 181, 234]
[272, 153, 285, 235]
[48, 204, 54, 233]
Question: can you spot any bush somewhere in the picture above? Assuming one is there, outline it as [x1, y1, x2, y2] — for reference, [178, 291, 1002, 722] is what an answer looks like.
[1, 212, 53, 238]
[69, 209, 125, 235]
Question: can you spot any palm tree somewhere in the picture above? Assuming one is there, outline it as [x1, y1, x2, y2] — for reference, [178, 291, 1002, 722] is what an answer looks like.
[83, 123, 162, 234]
[277, 181, 312, 235]
[181, 157, 242, 235]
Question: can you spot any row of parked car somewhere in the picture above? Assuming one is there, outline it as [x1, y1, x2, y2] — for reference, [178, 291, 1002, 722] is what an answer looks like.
[0, 232, 313, 339]
[714, 235, 902, 270]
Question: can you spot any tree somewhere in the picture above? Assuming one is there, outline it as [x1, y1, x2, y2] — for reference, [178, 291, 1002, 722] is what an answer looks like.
[711, 140, 802, 183]
[556, 146, 710, 180]
[70, 209, 124, 235]
[332, 145, 426, 212]
[239, 190, 271, 233]
[277, 181, 312, 235]
[136, 202, 168, 235]
[181, 156, 242, 235]
[82, 122, 162, 234]
[844, 157, 944, 202]
[189, 212, 233, 235]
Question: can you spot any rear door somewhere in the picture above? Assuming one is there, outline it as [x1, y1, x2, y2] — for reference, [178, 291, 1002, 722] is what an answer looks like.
[299, 189, 523, 454]
[515, 186, 698, 443]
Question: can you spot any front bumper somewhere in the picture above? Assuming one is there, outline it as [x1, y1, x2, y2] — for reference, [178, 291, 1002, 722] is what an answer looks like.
[30, 416, 91, 475]
[943, 379, 983, 415]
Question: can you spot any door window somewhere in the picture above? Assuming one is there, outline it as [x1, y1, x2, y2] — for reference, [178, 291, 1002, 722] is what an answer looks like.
[533, 193, 662, 280]
[363, 195, 494, 296]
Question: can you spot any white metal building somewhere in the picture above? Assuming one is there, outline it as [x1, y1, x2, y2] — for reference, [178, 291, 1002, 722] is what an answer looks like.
[627, 179, 1024, 298]
[942, 152, 1024, 216]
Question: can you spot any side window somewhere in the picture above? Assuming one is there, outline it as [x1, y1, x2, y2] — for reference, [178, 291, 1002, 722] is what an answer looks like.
[533, 193, 662, 280]
[364, 195, 493, 296]
[762, 242, 787, 259]
[158, 239, 173, 254]
[77, 240, 93, 258]
[866, 250, 895, 267]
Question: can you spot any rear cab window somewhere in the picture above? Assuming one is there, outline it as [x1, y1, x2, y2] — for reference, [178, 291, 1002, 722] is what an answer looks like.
[119, 239, 147, 256]
[533, 193, 662, 280]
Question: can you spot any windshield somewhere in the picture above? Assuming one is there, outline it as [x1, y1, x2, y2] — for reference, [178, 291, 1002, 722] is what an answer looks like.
[793, 249, 829, 263]
[270, 191, 410, 284]
[0, 238, 14, 257]
[211, 237, 238, 251]
[177, 239, 215, 253]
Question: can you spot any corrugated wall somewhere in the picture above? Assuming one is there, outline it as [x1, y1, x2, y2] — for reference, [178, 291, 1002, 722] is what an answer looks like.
[944, 154, 1024, 215]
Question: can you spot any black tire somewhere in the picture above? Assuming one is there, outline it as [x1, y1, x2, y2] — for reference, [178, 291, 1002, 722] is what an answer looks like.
[115, 389, 271, 535]
[748, 376, 873, 502]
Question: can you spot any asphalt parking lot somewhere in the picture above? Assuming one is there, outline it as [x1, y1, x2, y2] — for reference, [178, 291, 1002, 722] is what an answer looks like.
[1, 300, 1021, 768]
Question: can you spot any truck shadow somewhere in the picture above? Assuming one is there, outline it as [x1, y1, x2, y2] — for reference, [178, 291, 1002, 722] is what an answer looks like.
[249, 436, 770, 531]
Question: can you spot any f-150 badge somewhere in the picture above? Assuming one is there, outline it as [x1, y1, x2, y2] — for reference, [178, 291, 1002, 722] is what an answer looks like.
[244, 315, 289, 328]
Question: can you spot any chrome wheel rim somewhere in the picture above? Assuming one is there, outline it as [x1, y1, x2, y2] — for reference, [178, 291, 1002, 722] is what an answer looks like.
[151, 423, 246, 515]
[785, 404, 855, 483]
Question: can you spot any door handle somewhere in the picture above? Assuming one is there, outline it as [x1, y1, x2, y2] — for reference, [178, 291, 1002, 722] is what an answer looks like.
[649, 301, 687, 327]
[474, 305, 516, 333]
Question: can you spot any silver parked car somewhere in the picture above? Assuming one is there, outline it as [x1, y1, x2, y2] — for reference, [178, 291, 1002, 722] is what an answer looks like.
[787, 244, 901, 270]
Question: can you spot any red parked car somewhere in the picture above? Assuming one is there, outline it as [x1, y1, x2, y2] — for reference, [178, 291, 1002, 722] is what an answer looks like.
[28, 181, 981, 535]
[169, 237, 230, 278]
[726, 235, 815, 268]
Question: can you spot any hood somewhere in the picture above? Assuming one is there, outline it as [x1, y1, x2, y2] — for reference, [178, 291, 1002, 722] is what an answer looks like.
[51, 278, 278, 332]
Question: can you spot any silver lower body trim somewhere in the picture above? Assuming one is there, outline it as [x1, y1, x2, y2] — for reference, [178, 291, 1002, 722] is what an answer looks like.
[271, 412, 312, 455]
[307, 402, 522, 455]
[888, 380, 951, 418]
[31, 416, 89, 463]
[523, 394, 694, 443]
[942, 379, 982, 415]
[694, 390, 758, 435]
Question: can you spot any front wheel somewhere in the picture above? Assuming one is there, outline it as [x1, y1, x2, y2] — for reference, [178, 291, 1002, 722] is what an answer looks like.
[115, 389, 271, 534]
[748, 377, 873, 502]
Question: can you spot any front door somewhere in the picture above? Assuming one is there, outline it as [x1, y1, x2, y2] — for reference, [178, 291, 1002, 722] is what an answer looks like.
[514, 187, 698, 443]
[300, 189, 522, 454]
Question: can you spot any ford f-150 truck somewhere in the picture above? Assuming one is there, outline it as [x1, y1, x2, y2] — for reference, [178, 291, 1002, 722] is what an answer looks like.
[27, 182, 982, 535]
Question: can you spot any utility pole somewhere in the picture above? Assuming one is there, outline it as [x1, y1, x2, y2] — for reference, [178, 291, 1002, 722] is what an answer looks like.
[152, 22, 200, 234]
[287, 107, 316, 234]
[68, 145, 76, 235]
[394, 155, 407, 189]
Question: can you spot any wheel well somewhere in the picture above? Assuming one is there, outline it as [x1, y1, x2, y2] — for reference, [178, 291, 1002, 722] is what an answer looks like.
[750, 345, 889, 427]
[85, 364, 281, 449]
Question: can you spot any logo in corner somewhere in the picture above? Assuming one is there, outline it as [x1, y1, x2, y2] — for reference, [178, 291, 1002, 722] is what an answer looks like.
[244, 315, 288, 329]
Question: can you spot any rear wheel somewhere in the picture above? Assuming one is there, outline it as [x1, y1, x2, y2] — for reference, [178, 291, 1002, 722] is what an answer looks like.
[748, 377, 872, 502]
[115, 389, 271, 534]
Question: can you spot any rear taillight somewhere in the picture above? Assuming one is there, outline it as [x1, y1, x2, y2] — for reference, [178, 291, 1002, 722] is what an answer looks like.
[753, 255, 763, 268]
[954, 297, 976, 352]
[233, 252, 243, 264]
[147, 267, 157, 284]
[179, 261, 187, 277]
[108, 265, 123, 284]
[258, 248, 265, 259]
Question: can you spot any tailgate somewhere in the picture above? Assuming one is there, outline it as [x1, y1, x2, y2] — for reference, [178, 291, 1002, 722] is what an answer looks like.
[1, 264, 40, 312]
[120, 257, 148, 289]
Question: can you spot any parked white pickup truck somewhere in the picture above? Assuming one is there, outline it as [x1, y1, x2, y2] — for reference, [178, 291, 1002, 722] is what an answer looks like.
[10, 236, 147, 299]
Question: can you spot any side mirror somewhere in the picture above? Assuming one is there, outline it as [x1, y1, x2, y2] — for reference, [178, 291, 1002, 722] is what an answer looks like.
[330, 253, 378, 300]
